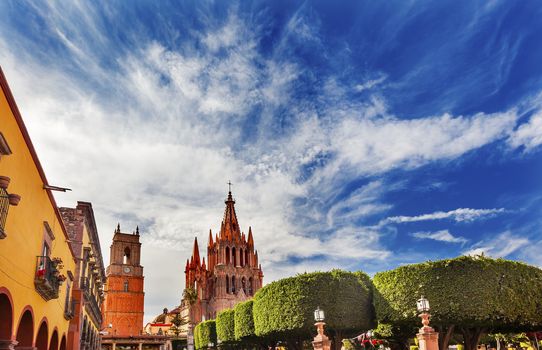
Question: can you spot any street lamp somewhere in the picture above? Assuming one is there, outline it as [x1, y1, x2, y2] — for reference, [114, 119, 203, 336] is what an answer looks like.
[312, 307, 330, 350]
[415, 296, 439, 350]
[416, 296, 430, 313]
[314, 306, 325, 322]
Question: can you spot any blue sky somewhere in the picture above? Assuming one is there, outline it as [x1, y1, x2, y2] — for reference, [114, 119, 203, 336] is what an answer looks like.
[1, 0, 541, 321]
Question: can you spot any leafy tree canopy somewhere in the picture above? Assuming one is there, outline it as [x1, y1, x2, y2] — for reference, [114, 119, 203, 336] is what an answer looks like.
[216, 309, 236, 344]
[253, 269, 375, 341]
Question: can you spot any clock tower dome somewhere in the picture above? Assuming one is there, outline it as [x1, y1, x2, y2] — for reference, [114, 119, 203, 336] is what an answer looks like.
[102, 224, 145, 336]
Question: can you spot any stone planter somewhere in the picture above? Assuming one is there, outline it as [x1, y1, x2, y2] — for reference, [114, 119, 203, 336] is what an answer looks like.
[8, 193, 21, 206]
[0, 176, 10, 189]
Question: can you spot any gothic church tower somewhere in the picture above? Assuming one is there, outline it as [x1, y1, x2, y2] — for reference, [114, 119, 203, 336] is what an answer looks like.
[102, 225, 145, 336]
[185, 190, 264, 324]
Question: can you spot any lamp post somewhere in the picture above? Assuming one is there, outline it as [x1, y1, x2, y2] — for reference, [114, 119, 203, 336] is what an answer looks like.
[416, 296, 439, 350]
[312, 307, 331, 350]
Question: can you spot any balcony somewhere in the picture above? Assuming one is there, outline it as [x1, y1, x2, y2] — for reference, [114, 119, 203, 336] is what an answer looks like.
[34, 256, 65, 301]
[64, 299, 76, 320]
[81, 275, 103, 325]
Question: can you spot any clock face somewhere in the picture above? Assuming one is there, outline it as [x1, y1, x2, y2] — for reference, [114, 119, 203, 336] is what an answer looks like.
[123, 266, 131, 273]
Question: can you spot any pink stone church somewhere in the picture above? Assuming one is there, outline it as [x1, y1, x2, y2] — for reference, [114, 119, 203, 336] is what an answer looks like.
[184, 190, 264, 324]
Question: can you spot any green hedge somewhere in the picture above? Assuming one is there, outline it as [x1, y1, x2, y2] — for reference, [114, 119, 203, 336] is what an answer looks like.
[194, 320, 217, 350]
[253, 269, 375, 341]
[216, 309, 236, 344]
[234, 300, 255, 340]
[373, 255, 542, 330]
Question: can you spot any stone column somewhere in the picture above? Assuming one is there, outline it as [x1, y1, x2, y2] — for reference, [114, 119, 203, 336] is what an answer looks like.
[112, 343, 116, 350]
[416, 313, 439, 350]
[312, 322, 331, 350]
[0, 340, 18, 350]
[138, 343, 143, 350]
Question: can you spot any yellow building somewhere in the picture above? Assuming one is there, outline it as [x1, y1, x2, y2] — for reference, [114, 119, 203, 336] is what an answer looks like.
[0, 67, 77, 350]
[60, 202, 106, 350]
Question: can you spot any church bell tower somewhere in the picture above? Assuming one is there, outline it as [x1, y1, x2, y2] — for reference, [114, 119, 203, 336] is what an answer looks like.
[102, 224, 145, 336]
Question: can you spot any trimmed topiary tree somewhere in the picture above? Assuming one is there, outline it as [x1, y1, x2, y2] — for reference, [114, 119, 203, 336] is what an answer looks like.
[253, 269, 375, 350]
[194, 320, 217, 350]
[216, 309, 236, 347]
[235, 300, 255, 340]
[373, 256, 542, 350]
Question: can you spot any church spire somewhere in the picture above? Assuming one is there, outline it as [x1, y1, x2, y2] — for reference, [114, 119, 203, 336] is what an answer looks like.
[191, 237, 200, 267]
[248, 226, 254, 247]
[220, 187, 240, 241]
[208, 229, 213, 247]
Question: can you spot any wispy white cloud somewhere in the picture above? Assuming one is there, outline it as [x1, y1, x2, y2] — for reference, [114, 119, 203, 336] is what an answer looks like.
[411, 229, 468, 244]
[355, 75, 387, 92]
[463, 231, 530, 257]
[508, 111, 542, 151]
[382, 208, 506, 225]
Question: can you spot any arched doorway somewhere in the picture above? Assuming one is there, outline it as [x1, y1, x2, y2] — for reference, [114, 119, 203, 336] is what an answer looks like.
[59, 335, 66, 350]
[49, 330, 59, 350]
[15, 309, 33, 348]
[35, 320, 48, 350]
[0, 292, 13, 340]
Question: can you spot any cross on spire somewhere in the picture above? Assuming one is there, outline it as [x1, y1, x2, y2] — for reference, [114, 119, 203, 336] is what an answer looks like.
[227, 180, 233, 193]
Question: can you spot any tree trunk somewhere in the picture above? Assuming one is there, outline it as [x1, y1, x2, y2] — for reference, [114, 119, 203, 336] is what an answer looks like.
[461, 328, 485, 350]
[333, 331, 343, 350]
[437, 325, 455, 350]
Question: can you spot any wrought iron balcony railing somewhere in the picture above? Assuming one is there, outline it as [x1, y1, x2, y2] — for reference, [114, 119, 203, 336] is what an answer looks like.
[34, 255, 63, 301]
[64, 298, 76, 320]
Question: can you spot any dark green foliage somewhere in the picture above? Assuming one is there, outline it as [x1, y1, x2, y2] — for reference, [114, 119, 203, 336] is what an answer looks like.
[216, 309, 236, 344]
[373, 255, 542, 330]
[253, 269, 375, 342]
[234, 300, 256, 340]
[194, 320, 217, 350]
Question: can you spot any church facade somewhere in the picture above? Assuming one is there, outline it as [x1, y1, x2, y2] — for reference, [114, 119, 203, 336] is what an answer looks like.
[185, 190, 264, 324]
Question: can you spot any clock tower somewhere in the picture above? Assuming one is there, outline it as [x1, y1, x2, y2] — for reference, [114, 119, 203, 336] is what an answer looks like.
[102, 224, 145, 336]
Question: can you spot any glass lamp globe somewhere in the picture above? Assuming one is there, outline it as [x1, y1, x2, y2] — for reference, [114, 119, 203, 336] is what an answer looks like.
[314, 306, 325, 322]
[416, 296, 430, 313]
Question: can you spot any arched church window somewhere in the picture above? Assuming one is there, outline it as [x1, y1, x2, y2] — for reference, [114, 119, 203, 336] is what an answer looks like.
[239, 249, 244, 266]
[245, 249, 249, 267]
[231, 276, 236, 293]
[242, 277, 246, 294]
[232, 247, 237, 266]
[225, 247, 230, 265]
[123, 247, 131, 265]
[248, 277, 253, 296]
[123, 280, 129, 292]
[226, 275, 229, 294]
